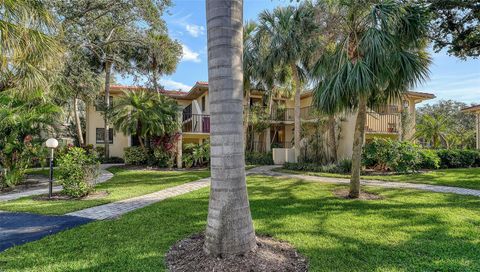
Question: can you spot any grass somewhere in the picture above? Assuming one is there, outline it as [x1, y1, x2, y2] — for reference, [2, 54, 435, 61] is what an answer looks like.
[1, 175, 479, 271]
[278, 167, 480, 190]
[0, 167, 209, 215]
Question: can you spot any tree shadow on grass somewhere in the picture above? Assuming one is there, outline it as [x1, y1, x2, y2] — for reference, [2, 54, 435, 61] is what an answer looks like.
[1, 175, 479, 271]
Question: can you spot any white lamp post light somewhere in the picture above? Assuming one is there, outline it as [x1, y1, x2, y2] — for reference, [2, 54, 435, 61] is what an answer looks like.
[45, 138, 59, 198]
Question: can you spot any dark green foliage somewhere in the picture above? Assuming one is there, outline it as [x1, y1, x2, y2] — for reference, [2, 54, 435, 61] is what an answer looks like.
[57, 147, 99, 198]
[363, 138, 437, 173]
[418, 149, 441, 169]
[183, 141, 210, 168]
[124, 147, 149, 166]
[436, 149, 480, 169]
[426, 0, 480, 59]
[284, 159, 352, 174]
[245, 152, 274, 165]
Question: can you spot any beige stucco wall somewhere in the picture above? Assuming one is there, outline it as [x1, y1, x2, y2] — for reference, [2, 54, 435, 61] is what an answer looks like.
[85, 102, 130, 158]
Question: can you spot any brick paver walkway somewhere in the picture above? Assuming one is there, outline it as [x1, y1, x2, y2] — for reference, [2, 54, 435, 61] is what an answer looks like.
[66, 178, 210, 220]
[0, 164, 120, 202]
[249, 165, 480, 197]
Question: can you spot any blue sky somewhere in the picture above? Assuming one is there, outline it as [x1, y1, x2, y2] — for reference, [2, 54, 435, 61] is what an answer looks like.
[118, 0, 480, 106]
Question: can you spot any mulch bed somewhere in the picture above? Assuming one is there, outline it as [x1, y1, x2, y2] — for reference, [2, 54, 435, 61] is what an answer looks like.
[166, 233, 308, 272]
[333, 188, 383, 200]
[33, 191, 109, 201]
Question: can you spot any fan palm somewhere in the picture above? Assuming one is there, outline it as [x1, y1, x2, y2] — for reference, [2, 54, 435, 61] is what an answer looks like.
[109, 90, 179, 148]
[312, 0, 431, 198]
[256, 3, 318, 161]
[0, 0, 63, 96]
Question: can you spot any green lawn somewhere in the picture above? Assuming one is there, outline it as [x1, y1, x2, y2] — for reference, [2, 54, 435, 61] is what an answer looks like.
[0, 167, 210, 215]
[1, 175, 479, 271]
[278, 167, 480, 190]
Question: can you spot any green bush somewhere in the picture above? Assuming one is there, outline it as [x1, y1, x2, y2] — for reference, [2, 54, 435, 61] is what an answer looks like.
[124, 146, 149, 165]
[418, 149, 440, 169]
[57, 147, 99, 198]
[245, 152, 274, 165]
[284, 160, 351, 174]
[153, 147, 175, 168]
[436, 149, 480, 168]
[363, 138, 422, 173]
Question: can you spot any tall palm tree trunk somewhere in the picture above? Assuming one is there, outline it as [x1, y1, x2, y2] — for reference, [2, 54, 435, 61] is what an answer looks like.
[265, 93, 274, 152]
[243, 88, 250, 151]
[204, 0, 256, 256]
[104, 60, 112, 159]
[73, 97, 84, 146]
[328, 115, 337, 162]
[350, 96, 367, 198]
[291, 63, 301, 162]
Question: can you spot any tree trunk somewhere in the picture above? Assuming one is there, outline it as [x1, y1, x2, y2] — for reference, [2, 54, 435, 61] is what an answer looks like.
[291, 63, 301, 162]
[104, 60, 112, 159]
[204, 0, 256, 256]
[350, 96, 368, 198]
[152, 58, 160, 93]
[265, 94, 274, 152]
[328, 115, 337, 162]
[73, 97, 84, 146]
[243, 88, 250, 152]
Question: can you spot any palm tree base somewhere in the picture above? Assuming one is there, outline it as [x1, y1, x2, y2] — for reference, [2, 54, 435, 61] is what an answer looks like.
[166, 233, 307, 272]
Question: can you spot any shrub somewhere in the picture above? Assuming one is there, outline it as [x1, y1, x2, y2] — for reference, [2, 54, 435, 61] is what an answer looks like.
[418, 149, 440, 169]
[245, 152, 274, 165]
[284, 160, 351, 174]
[436, 149, 480, 168]
[153, 147, 175, 168]
[363, 138, 423, 173]
[57, 147, 99, 198]
[124, 146, 149, 165]
[183, 141, 210, 168]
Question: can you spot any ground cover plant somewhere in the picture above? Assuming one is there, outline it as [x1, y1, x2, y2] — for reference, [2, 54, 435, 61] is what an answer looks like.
[1, 175, 479, 271]
[0, 167, 209, 215]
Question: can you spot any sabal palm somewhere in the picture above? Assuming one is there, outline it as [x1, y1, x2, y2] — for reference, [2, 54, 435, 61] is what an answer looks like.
[0, 0, 63, 95]
[256, 4, 318, 161]
[312, 0, 430, 198]
[415, 114, 449, 148]
[110, 90, 179, 148]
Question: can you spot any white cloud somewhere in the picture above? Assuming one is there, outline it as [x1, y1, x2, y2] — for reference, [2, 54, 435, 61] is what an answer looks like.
[185, 24, 205, 37]
[181, 44, 201, 63]
[160, 78, 192, 92]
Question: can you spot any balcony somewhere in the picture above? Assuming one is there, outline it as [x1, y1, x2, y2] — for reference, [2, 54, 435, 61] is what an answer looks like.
[366, 112, 400, 134]
[182, 113, 210, 133]
[245, 106, 317, 122]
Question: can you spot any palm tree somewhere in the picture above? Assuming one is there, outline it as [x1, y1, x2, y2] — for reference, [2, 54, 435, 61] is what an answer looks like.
[256, 4, 318, 161]
[312, 0, 431, 198]
[109, 90, 179, 148]
[415, 114, 449, 148]
[204, 0, 256, 256]
[243, 21, 258, 149]
[0, 0, 63, 96]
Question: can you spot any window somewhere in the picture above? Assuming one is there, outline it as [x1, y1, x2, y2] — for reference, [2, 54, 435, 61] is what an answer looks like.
[95, 96, 113, 111]
[96, 128, 113, 144]
[201, 96, 206, 112]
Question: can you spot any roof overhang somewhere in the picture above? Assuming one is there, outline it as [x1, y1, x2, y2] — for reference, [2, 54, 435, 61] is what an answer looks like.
[462, 105, 480, 113]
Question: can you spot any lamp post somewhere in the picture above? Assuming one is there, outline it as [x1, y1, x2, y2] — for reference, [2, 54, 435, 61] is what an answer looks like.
[45, 138, 59, 198]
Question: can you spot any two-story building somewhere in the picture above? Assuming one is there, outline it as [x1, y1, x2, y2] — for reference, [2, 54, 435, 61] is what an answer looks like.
[85, 81, 435, 163]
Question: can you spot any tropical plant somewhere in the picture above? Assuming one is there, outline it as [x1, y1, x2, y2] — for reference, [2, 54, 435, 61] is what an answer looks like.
[57, 147, 99, 198]
[0, 0, 63, 96]
[54, 0, 172, 158]
[184, 141, 210, 167]
[204, 0, 256, 256]
[256, 3, 318, 161]
[0, 93, 62, 188]
[312, 0, 431, 198]
[110, 90, 179, 148]
[415, 114, 449, 148]
[135, 31, 182, 91]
